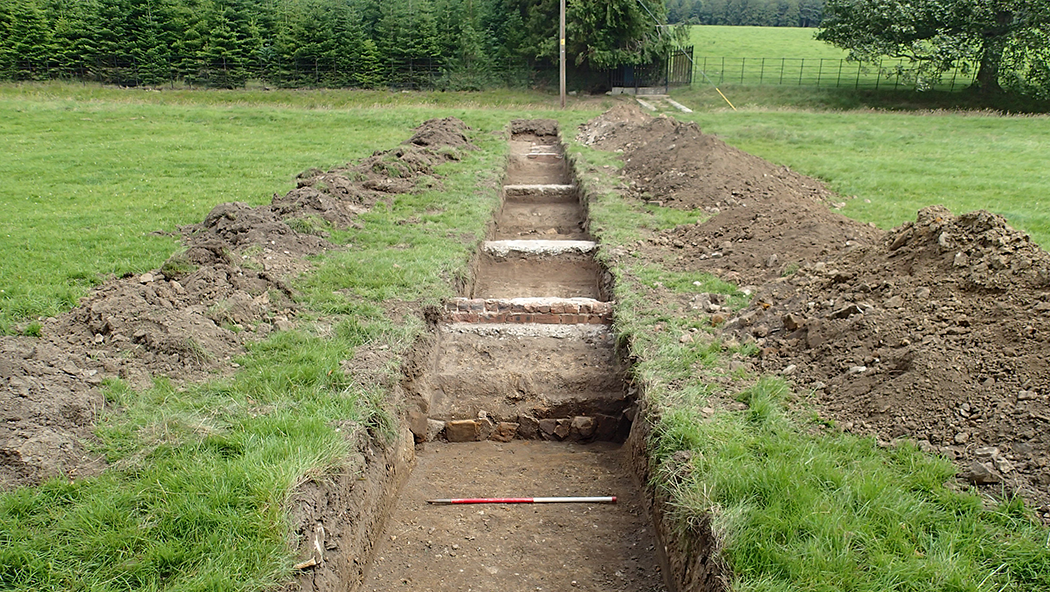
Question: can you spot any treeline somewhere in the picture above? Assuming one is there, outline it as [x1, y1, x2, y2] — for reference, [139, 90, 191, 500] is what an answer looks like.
[667, 0, 824, 27]
[0, 0, 673, 89]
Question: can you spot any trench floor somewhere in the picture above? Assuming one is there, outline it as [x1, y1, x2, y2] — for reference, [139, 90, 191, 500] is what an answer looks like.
[363, 441, 666, 592]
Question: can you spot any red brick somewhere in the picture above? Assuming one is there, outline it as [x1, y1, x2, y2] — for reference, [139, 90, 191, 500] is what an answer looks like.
[485, 299, 499, 312]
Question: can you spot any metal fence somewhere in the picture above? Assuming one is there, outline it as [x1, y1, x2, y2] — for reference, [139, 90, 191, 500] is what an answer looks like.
[6, 53, 979, 93]
[693, 56, 978, 91]
[5, 56, 452, 90]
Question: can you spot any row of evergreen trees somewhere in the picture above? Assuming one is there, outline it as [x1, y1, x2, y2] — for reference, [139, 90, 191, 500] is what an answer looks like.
[2, 0, 663, 88]
[667, 0, 825, 28]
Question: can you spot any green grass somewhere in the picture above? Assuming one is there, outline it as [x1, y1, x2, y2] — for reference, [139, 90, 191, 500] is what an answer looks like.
[0, 329, 396, 591]
[686, 26, 975, 92]
[578, 144, 1050, 591]
[0, 82, 608, 334]
[3, 83, 1050, 592]
[670, 109, 1050, 249]
[0, 107, 518, 591]
[689, 25, 847, 60]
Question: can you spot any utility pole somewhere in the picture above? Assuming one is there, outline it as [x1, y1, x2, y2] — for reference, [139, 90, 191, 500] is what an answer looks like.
[559, 0, 566, 108]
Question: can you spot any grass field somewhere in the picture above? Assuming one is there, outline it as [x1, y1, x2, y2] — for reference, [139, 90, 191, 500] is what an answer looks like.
[689, 25, 847, 60]
[674, 109, 1050, 248]
[686, 25, 977, 92]
[0, 87, 605, 590]
[0, 83, 610, 334]
[2, 82, 1049, 591]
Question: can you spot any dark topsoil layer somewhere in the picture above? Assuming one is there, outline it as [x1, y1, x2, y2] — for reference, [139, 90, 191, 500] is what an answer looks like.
[0, 117, 475, 490]
[579, 104, 1050, 515]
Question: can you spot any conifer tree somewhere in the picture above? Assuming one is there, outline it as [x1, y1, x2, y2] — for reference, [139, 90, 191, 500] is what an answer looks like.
[0, 0, 54, 79]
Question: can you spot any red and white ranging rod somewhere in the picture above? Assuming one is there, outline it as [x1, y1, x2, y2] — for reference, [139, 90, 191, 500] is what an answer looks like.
[427, 496, 616, 505]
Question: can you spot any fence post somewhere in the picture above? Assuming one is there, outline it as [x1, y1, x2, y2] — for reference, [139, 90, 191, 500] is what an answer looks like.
[874, 59, 881, 90]
[780, 57, 785, 85]
[798, 58, 804, 85]
[893, 59, 901, 90]
[720, 57, 725, 84]
[836, 59, 843, 87]
[816, 58, 823, 87]
[950, 67, 958, 92]
[759, 57, 765, 85]
[740, 58, 745, 84]
[855, 61, 862, 89]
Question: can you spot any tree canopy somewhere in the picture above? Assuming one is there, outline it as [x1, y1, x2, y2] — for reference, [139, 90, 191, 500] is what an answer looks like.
[665, 0, 825, 27]
[0, 0, 678, 88]
[818, 0, 1050, 97]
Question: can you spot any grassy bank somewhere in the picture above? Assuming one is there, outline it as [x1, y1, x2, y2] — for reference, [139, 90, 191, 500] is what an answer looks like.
[572, 143, 1050, 592]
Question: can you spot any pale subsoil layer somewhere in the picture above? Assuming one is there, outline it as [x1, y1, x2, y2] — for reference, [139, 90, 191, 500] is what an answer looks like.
[581, 104, 1050, 516]
[364, 440, 667, 592]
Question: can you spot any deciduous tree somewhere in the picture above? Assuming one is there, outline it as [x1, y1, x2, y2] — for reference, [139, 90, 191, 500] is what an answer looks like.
[818, 0, 1050, 95]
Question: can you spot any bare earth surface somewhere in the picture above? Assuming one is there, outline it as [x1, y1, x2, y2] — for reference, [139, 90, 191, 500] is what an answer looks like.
[364, 440, 667, 592]
[580, 104, 1050, 517]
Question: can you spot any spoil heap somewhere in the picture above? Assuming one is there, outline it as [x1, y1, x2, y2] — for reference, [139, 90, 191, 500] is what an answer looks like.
[583, 105, 1050, 515]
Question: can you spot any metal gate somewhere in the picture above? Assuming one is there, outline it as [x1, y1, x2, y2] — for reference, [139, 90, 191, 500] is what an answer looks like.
[609, 46, 693, 92]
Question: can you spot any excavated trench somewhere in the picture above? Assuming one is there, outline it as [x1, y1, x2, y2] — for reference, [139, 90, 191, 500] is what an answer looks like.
[294, 120, 722, 592]
[364, 121, 668, 591]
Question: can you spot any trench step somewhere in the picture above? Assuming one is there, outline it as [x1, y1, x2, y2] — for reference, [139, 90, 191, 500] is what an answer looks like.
[446, 297, 612, 324]
[504, 183, 575, 195]
[483, 239, 596, 257]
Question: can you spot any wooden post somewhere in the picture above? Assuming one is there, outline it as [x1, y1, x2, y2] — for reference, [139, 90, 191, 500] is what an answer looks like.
[559, 0, 566, 109]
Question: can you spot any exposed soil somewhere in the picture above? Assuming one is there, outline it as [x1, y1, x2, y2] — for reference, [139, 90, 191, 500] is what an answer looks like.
[363, 440, 666, 592]
[425, 324, 628, 426]
[474, 255, 604, 299]
[494, 200, 588, 239]
[580, 104, 1050, 517]
[370, 120, 675, 592]
[0, 117, 475, 491]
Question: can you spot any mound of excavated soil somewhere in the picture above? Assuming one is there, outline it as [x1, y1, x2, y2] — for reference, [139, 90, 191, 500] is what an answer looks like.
[584, 105, 1050, 517]
[725, 206, 1050, 508]
[580, 105, 880, 287]
[0, 118, 474, 490]
[579, 105, 837, 211]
